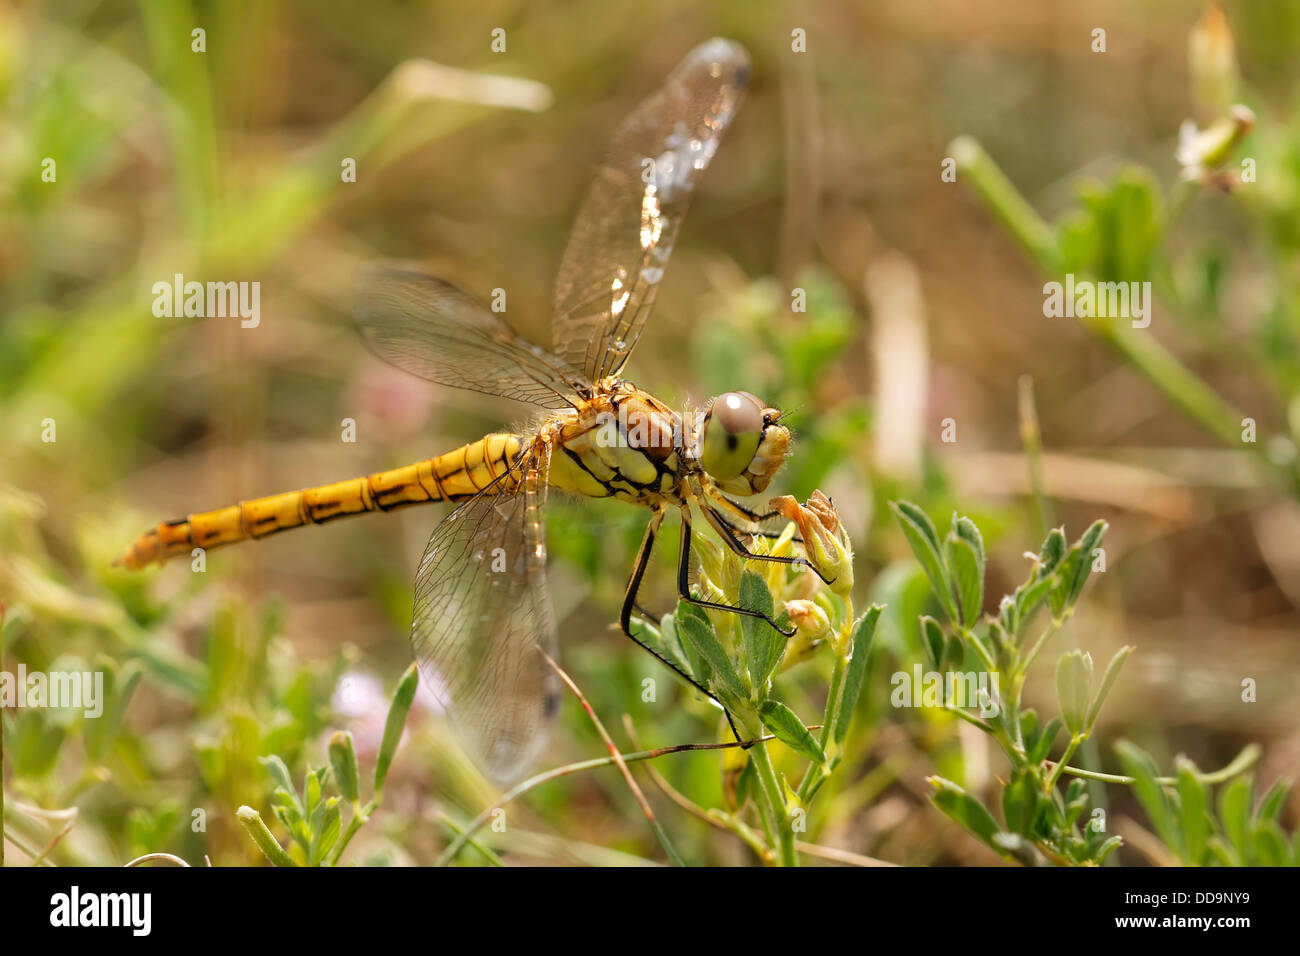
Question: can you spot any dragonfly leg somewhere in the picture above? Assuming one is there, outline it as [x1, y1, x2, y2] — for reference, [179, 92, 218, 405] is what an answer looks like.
[702, 485, 805, 545]
[711, 510, 786, 542]
[677, 517, 798, 639]
[702, 504, 835, 587]
[619, 509, 745, 744]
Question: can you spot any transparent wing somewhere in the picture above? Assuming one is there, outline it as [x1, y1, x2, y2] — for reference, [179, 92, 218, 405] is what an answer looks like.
[411, 441, 560, 782]
[357, 263, 588, 409]
[551, 38, 749, 382]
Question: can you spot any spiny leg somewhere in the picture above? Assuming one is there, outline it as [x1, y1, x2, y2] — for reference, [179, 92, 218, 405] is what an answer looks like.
[619, 509, 744, 742]
[677, 515, 797, 639]
[712, 509, 786, 542]
[715, 494, 780, 524]
[702, 504, 835, 587]
[703, 485, 805, 545]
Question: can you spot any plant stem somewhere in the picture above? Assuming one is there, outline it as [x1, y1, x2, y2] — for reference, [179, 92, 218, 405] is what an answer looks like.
[951, 135, 1300, 495]
[1048, 743, 1261, 787]
[747, 734, 798, 867]
[949, 136, 1064, 273]
[434, 733, 779, 866]
[953, 621, 998, 675]
[1045, 734, 1085, 791]
[1017, 619, 1062, 686]
[328, 799, 375, 866]
[1018, 375, 1053, 539]
[796, 637, 848, 803]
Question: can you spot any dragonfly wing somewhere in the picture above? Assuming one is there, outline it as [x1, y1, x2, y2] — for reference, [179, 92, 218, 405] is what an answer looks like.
[410, 441, 560, 782]
[551, 39, 749, 383]
[357, 263, 588, 409]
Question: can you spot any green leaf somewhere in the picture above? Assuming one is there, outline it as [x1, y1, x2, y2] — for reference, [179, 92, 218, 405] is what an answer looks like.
[928, 776, 1006, 856]
[305, 768, 323, 816]
[834, 605, 882, 743]
[991, 832, 1045, 866]
[1085, 645, 1132, 732]
[674, 602, 715, 688]
[1175, 755, 1209, 864]
[1217, 774, 1252, 858]
[1011, 575, 1054, 636]
[1115, 740, 1183, 857]
[758, 700, 825, 764]
[947, 531, 984, 629]
[1038, 528, 1067, 576]
[309, 799, 342, 866]
[1095, 836, 1124, 863]
[1002, 769, 1038, 836]
[949, 516, 985, 628]
[1055, 650, 1093, 735]
[260, 755, 299, 809]
[677, 611, 746, 707]
[1251, 820, 1290, 866]
[919, 615, 945, 670]
[1065, 520, 1107, 607]
[630, 613, 690, 677]
[1029, 717, 1062, 765]
[1256, 779, 1292, 823]
[945, 632, 966, 670]
[317, 804, 343, 865]
[85, 660, 144, 761]
[374, 663, 418, 794]
[739, 571, 785, 692]
[1065, 778, 1090, 827]
[736, 756, 756, 807]
[891, 501, 957, 621]
[329, 731, 360, 804]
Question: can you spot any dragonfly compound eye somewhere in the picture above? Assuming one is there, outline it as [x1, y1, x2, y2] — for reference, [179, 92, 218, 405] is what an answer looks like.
[701, 392, 764, 480]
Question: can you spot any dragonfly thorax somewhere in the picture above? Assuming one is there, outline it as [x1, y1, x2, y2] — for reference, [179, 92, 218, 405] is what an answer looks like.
[545, 382, 789, 508]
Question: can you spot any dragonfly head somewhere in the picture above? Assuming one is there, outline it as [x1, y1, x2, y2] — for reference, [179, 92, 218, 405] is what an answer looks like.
[699, 391, 790, 495]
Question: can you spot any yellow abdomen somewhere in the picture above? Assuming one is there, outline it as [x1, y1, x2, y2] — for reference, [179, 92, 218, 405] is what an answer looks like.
[116, 434, 523, 569]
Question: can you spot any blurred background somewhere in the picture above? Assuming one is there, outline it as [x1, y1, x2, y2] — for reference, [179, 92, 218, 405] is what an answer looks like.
[2, 0, 1298, 866]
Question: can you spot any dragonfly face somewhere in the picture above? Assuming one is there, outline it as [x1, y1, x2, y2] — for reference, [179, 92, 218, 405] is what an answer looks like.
[698, 391, 791, 497]
[118, 38, 818, 784]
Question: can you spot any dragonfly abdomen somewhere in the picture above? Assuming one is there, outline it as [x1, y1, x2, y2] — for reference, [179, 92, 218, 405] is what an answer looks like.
[115, 433, 524, 569]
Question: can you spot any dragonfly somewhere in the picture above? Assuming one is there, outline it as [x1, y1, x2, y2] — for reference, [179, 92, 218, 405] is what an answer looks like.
[117, 38, 824, 782]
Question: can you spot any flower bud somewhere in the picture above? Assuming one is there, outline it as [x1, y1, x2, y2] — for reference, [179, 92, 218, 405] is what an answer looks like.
[784, 599, 832, 640]
[770, 491, 854, 598]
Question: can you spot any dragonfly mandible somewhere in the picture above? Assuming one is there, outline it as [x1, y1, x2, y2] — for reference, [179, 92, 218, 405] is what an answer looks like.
[118, 38, 824, 781]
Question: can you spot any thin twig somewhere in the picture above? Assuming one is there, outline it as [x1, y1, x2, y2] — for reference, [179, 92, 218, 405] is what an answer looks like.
[1018, 375, 1052, 539]
[795, 841, 897, 867]
[435, 813, 504, 867]
[1046, 742, 1260, 787]
[623, 715, 771, 863]
[540, 651, 684, 867]
[434, 733, 779, 866]
[30, 818, 76, 866]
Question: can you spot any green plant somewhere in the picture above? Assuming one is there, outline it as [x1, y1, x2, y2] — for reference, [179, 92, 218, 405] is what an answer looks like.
[237, 662, 417, 866]
[630, 492, 880, 867]
[948, 5, 1300, 497]
[1114, 741, 1297, 866]
[889, 500, 1290, 866]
